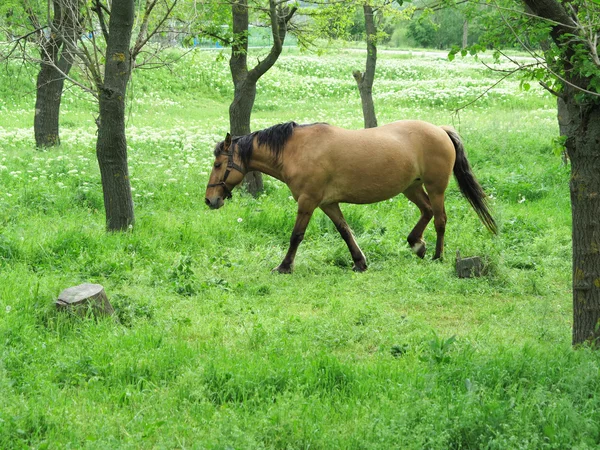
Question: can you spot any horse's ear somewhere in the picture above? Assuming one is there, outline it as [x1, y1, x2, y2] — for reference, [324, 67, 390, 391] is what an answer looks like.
[224, 133, 232, 149]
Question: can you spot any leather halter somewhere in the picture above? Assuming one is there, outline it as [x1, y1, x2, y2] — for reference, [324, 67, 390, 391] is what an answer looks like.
[207, 149, 244, 199]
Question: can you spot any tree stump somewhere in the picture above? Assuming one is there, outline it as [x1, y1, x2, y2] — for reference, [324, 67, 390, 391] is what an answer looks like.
[55, 283, 114, 317]
[455, 250, 483, 278]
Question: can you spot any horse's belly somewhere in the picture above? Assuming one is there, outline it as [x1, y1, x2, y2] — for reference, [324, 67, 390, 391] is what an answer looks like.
[324, 146, 420, 204]
[327, 176, 413, 205]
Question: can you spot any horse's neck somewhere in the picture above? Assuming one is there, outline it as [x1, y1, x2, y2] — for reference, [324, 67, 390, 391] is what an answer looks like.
[247, 146, 285, 181]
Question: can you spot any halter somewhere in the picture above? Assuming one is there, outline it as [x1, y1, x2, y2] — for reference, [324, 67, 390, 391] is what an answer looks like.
[207, 148, 244, 199]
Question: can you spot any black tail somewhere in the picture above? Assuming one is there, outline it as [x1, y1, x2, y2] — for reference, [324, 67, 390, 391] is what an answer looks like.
[445, 128, 497, 234]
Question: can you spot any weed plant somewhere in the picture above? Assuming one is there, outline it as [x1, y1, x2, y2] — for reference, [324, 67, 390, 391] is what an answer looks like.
[0, 48, 596, 448]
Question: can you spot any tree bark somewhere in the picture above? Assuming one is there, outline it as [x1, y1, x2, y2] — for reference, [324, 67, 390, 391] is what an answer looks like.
[229, 75, 263, 193]
[462, 19, 468, 48]
[229, 0, 296, 195]
[352, 5, 377, 129]
[33, 0, 78, 147]
[34, 42, 72, 147]
[96, 0, 135, 231]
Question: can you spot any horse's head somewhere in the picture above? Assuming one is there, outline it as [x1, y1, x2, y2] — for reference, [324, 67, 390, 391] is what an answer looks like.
[205, 133, 245, 209]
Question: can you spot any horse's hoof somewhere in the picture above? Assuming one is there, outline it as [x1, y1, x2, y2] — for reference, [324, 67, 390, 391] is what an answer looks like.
[352, 262, 368, 272]
[272, 265, 292, 274]
[410, 241, 426, 259]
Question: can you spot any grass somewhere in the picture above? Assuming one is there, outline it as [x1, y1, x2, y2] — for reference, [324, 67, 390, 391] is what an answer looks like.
[1, 47, 597, 448]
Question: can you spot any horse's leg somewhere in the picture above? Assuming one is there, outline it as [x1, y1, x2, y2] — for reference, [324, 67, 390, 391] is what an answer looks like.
[403, 185, 433, 258]
[273, 196, 317, 274]
[427, 189, 447, 260]
[320, 203, 367, 272]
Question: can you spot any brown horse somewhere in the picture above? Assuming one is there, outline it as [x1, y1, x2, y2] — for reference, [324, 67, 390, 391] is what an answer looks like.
[205, 121, 497, 273]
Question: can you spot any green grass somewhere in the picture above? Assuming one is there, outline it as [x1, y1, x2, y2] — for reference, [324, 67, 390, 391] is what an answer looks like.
[0, 47, 596, 449]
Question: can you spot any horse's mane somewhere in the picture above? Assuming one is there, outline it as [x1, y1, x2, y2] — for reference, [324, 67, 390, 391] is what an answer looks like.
[214, 122, 328, 169]
[235, 121, 298, 169]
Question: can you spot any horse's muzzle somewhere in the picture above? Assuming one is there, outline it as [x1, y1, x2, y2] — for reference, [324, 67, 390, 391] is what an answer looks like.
[205, 197, 224, 209]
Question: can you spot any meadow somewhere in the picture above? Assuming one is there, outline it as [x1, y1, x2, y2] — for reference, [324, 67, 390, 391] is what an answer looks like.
[0, 46, 598, 448]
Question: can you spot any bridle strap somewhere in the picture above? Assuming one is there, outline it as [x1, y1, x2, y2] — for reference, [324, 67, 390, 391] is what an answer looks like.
[207, 150, 244, 199]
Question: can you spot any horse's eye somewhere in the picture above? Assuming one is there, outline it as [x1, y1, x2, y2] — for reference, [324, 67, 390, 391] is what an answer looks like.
[214, 162, 222, 168]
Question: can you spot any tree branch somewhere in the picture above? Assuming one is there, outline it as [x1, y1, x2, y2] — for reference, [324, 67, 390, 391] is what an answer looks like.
[93, 0, 110, 42]
[133, 0, 178, 62]
[250, 0, 296, 81]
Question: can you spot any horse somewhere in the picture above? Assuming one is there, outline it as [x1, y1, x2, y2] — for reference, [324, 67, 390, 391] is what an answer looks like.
[205, 120, 497, 273]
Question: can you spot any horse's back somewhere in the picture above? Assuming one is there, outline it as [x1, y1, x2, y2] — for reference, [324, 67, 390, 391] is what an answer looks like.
[285, 120, 456, 204]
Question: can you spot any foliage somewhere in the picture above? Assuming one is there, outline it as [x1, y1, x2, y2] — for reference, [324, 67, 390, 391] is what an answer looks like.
[407, 12, 437, 47]
[310, 2, 357, 40]
[0, 48, 585, 447]
[0, 0, 44, 39]
[307, 0, 409, 45]
[450, 1, 600, 101]
[407, 7, 486, 49]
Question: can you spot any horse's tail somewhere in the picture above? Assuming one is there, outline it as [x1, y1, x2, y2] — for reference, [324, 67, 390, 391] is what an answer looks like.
[443, 127, 497, 234]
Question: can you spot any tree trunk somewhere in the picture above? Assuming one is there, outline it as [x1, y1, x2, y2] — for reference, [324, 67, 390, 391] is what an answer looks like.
[462, 20, 468, 49]
[96, 0, 135, 231]
[56, 283, 114, 317]
[229, 75, 263, 193]
[353, 5, 377, 129]
[33, 84, 60, 145]
[230, 0, 262, 196]
[558, 91, 600, 345]
[33, 0, 77, 147]
[34, 43, 72, 147]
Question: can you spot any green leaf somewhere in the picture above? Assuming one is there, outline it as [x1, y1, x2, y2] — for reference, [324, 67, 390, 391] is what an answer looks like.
[448, 45, 460, 62]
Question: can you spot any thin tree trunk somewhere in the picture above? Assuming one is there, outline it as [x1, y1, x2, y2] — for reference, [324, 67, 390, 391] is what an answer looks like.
[230, 0, 262, 195]
[558, 92, 600, 345]
[353, 4, 377, 129]
[96, 0, 135, 231]
[33, 0, 77, 147]
[462, 20, 468, 48]
[34, 43, 72, 147]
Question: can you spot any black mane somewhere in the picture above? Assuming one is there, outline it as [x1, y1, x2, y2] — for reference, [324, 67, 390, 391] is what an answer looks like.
[236, 121, 298, 169]
[214, 122, 328, 169]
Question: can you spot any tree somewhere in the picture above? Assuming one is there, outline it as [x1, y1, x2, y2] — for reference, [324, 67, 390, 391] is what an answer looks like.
[407, 7, 485, 49]
[311, 1, 407, 129]
[91, 0, 178, 230]
[33, 0, 80, 147]
[352, 4, 379, 128]
[2, 1, 178, 230]
[526, 1, 600, 346]
[0, 1, 82, 147]
[189, 0, 297, 195]
[458, 1, 600, 345]
[94, 0, 136, 231]
[228, 0, 297, 195]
